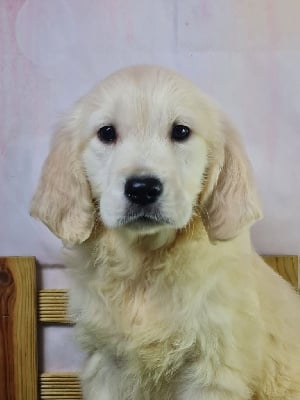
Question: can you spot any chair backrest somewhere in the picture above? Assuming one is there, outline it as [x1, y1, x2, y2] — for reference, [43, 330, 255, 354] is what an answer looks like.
[0, 255, 299, 399]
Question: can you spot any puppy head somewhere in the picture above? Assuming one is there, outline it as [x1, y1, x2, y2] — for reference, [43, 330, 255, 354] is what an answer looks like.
[30, 65, 262, 245]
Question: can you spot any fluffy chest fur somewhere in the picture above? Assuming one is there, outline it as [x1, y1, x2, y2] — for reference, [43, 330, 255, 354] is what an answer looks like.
[68, 229, 261, 391]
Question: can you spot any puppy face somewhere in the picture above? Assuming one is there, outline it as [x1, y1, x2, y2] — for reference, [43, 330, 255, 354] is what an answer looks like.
[30, 65, 262, 245]
[82, 67, 220, 235]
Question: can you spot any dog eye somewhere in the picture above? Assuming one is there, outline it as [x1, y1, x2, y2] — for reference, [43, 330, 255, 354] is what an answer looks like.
[97, 126, 117, 144]
[171, 125, 191, 142]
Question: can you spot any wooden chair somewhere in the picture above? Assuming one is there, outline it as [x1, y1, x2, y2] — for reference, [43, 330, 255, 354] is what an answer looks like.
[0, 255, 299, 399]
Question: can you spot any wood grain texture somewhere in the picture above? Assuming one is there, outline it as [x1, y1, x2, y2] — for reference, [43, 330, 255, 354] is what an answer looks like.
[0, 257, 38, 400]
[40, 373, 81, 399]
[263, 255, 299, 289]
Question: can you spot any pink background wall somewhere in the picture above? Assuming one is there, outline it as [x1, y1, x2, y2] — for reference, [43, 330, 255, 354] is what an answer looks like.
[1, 0, 299, 371]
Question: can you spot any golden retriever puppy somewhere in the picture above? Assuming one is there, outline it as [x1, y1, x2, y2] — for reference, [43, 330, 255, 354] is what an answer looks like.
[30, 65, 300, 400]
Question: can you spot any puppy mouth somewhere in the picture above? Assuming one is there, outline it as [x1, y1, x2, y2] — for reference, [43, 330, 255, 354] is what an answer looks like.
[118, 209, 171, 229]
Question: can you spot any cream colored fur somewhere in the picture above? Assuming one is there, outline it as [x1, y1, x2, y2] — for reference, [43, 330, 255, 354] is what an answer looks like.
[31, 65, 300, 399]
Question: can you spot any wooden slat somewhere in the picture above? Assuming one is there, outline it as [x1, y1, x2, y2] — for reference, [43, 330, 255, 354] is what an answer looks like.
[38, 289, 72, 324]
[0, 257, 38, 400]
[40, 373, 82, 399]
[263, 255, 299, 289]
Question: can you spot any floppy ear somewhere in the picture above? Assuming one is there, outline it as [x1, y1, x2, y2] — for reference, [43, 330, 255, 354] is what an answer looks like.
[200, 117, 263, 241]
[30, 120, 95, 245]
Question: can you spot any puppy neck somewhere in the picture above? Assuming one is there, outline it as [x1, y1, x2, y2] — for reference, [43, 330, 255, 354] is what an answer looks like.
[116, 226, 177, 251]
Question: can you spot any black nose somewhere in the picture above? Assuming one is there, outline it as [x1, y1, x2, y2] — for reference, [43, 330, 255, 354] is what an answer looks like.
[124, 176, 163, 205]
